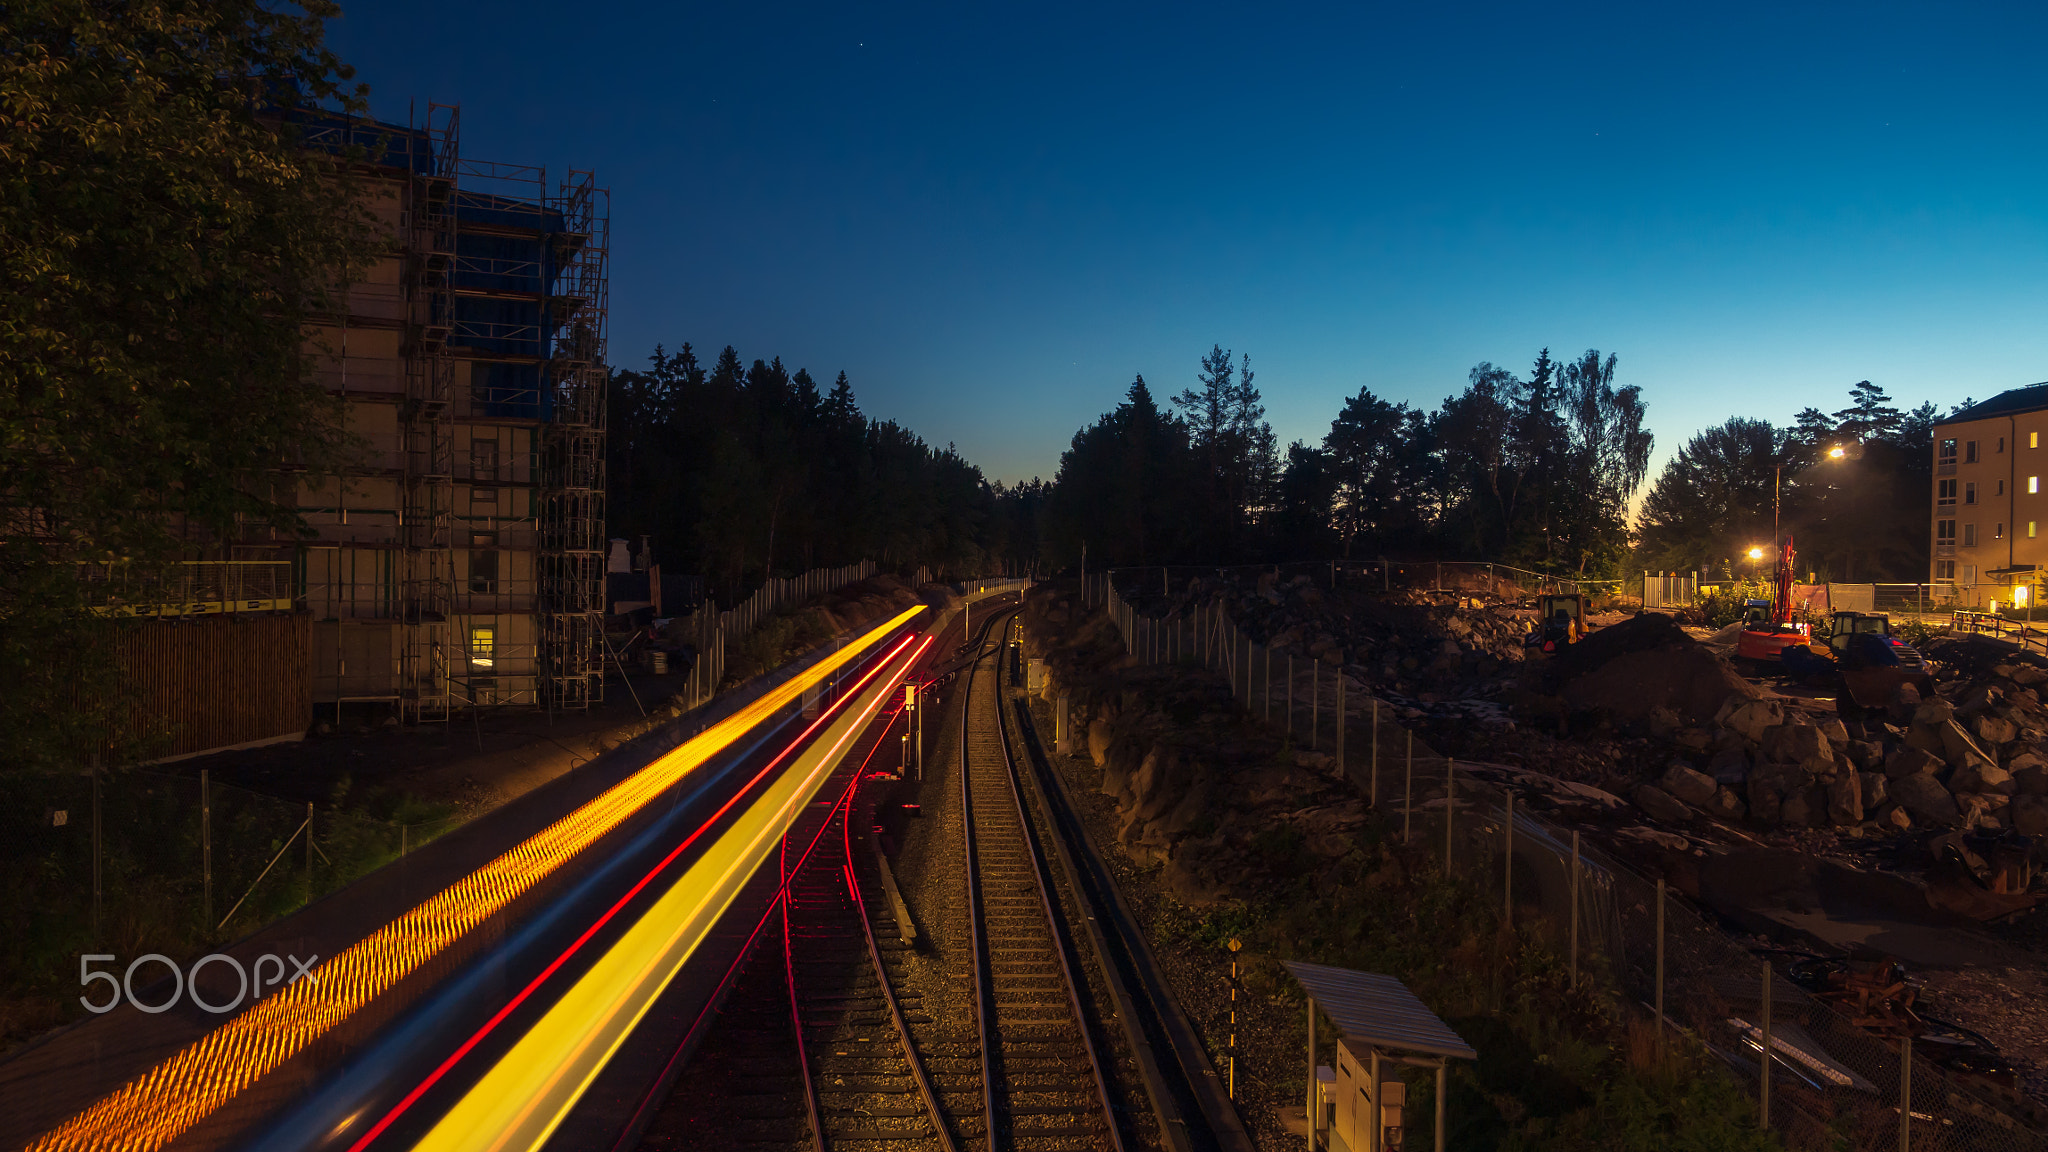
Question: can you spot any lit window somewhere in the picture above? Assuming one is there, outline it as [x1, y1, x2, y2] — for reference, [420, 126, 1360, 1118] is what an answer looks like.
[2033, 522, 2040, 539]
[469, 626, 495, 670]
[2034, 432, 2041, 449]
[2032, 477, 2040, 495]
[1964, 524, 1977, 546]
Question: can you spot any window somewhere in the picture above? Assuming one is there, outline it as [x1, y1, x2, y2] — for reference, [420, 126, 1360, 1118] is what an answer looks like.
[2034, 432, 2041, 449]
[1997, 523, 2006, 539]
[469, 532, 498, 593]
[1966, 481, 1978, 505]
[473, 485, 497, 506]
[1939, 479, 1958, 506]
[471, 439, 498, 480]
[1964, 564, 1977, 584]
[469, 626, 496, 677]
[2033, 476, 2040, 495]
[2000, 479, 2008, 496]
[1967, 440, 1979, 463]
[2000, 437, 2008, 452]
[2033, 522, 2040, 539]
[1940, 438, 1958, 462]
[1964, 524, 1978, 547]
[1937, 519, 1956, 544]
[1936, 560, 1957, 581]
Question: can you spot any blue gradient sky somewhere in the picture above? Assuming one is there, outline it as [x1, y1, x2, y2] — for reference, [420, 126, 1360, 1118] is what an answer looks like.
[328, 1, 2048, 486]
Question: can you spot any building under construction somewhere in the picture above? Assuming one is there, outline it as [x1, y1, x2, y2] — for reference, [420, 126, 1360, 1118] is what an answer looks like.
[293, 106, 607, 720]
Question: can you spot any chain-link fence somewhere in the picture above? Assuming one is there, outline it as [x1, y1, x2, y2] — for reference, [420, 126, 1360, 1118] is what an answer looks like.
[1095, 577, 2048, 1151]
[0, 767, 462, 1007]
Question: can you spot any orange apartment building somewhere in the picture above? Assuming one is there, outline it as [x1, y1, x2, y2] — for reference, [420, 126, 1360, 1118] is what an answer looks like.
[1931, 384, 2048, 610]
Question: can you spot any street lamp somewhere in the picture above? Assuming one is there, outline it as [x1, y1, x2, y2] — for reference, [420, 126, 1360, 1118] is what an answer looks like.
[1747, 546, 1764, 583]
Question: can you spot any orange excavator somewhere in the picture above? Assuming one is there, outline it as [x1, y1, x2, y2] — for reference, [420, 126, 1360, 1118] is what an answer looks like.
[1735, 534, 1813, 663]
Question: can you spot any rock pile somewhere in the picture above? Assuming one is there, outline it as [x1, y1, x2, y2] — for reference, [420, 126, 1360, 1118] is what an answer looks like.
[1622, 634, 2048, 838]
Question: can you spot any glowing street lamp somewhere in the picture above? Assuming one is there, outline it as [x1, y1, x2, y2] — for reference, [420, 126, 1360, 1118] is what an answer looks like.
[1747, 546, 1764, 583]
[1828, 445, 1846, 459]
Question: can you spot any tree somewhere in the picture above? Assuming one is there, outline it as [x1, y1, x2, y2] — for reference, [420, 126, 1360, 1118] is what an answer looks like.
[1, 0, 380, 770]
[1636, 418, 1784, 575]
[1323, 387, 1429, 552]
[1173, 346, 1275, 557]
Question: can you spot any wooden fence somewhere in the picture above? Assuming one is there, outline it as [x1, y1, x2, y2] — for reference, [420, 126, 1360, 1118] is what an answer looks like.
[111, 612, 313, 759]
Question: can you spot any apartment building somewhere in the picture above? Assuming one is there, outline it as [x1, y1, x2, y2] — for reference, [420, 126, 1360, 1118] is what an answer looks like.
[1931, 383, 2048, 609]
[292, 107, 607, 720]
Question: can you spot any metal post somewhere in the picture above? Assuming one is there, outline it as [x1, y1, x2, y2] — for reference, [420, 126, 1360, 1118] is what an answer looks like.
[1370, 701, 1378, 807]
[1435, 1061, 1447, 1152]
[1655, 877, 1666, 1054]
[1404, 732, 1414, 844]
[1900, 1034, 1912, 1151]
[1336, 672, 1345, 770]
[1306, 996, 1317, 1152]
[306, 801, 315, 899]
[91, 756, 101, 941]
[1569, 831, 1580, 988]
[1760, 959, 1773, 1129]
[1444, 758, 1455, 868]
[201, 769, 212, 929]
[1503, 792, 1513, 931]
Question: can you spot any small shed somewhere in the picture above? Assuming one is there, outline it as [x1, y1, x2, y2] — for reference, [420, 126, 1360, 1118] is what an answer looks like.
[1284, 961, 1477, 1152]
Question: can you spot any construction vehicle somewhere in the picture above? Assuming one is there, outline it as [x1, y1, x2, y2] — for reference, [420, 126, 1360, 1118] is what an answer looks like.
[1779, 610, 1935, 716]
[1524, 593, 1587, 654]
[1735, 535, 1814, 662]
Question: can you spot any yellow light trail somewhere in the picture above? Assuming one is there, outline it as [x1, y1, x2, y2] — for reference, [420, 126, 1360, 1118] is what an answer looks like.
[408, 634, 920, 1152]
[28, 607, 927, 1152]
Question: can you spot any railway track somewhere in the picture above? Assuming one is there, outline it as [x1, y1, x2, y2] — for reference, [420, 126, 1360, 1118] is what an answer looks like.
[639, 600, 1221, 1152]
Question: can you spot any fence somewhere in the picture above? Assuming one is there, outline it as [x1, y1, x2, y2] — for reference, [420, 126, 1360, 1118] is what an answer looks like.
[1080, 562, 1617, 614]
[0, 766, 461, 1008]
[1953, 611, 2048, 657]
[1643, 572, 1697, 608]
[1094, 579, 2045, 1150]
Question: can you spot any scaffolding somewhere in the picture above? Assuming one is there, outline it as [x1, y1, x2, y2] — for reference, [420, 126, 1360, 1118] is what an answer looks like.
[295, 103, 605, 719]
[399, 102, 460, 723]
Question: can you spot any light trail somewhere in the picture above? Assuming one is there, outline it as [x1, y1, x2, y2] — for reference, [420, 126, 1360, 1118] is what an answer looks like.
[399, 630, 927, 1152]
[27, 607, 926, 1152]
[341, 630, 926, 1152]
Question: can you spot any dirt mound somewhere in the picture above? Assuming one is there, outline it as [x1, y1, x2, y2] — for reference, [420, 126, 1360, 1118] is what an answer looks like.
[1922, 634, 2048, 679]
[1551, 612, 1763, 727]
[1543, 610, 1691, 688]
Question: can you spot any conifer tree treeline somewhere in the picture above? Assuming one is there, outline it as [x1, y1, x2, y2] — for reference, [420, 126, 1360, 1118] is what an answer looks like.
[1042, 346, 1655, 577]
[607, 344, 1040, 601]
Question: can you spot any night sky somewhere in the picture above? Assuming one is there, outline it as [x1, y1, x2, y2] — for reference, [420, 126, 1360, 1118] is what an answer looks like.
[327, 1, 2048, 485]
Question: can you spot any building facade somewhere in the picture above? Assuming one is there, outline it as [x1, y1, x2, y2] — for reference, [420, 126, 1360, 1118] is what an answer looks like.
[292, 107, 607, 720]
[1931, 384, 2048, 609]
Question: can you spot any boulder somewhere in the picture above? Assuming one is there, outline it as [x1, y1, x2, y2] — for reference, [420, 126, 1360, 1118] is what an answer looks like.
[1661, 764, 1720, 808]
[1818, 718, 1851, 747]
[1564, 640, 1764, 728]
[1883, 745, 1944, 779]
[2012, 795, 2048, 837]
[1847, 740, 1885, 770]
[1646, 706, 1681, 738]
[1974, 713, 2020, 748]
[1891, 772, 1964, 827]
[1673, 727, 1714, 754]
[1747, 774, 1784, 824]
[1706, 743, 1750, 784]
[1915, 698, 1958, 726]
[1879, 806, 1913, 832]
[1781, 784, 1826, 827]
[1951, 762, 2017, 796]
[1720, 698, 1786, 742]
[1959, 684, 2006, 717]
[1859, 772, 1888, 812]
[1633, 783, 1694, 824]
[1937, 719, 1997, 770]
[2013, 760, 2048, 796]
[1827, 773, 1865, 825]
[1705, 787, 1746, 820]
[1762, 723, 1831, 764]
[1088, 718, 1114, 767]
[1888, 681, 1922, 725]
[2012, 665, 2048, 687]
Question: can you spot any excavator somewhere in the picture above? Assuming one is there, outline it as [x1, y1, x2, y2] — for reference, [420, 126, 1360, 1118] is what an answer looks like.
[1734, 535, 1813, 663]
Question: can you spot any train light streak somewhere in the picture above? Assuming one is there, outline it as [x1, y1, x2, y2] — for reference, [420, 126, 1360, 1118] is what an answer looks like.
[402, 635, 923, 1152]
[27, 608, 926, 1152]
